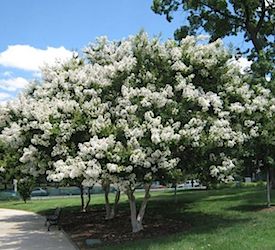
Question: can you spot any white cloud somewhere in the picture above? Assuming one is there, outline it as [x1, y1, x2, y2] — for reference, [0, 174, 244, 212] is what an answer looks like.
[229, 57, 252, 74]
[0, 45, 73, 71]
[0, 77, 29, 91]
[0, 92, 12, 105]
[237, 57, 252, 73]
[32, 71, 42, 78]
[0, 92, 11, 99]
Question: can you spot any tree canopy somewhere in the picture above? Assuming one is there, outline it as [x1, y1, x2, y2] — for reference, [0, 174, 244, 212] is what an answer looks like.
[1, 32, 274, 231]
[152, 0, 274, 52]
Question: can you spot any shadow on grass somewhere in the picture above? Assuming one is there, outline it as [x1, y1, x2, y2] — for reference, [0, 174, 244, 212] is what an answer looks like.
[192, 187, 271, 212]
[1, 187, 268, 250]
[102, 211, 249, 250]
[49, 200, 250, 250]
[30, 190, 252, 250]
[227, 204, 267, 212]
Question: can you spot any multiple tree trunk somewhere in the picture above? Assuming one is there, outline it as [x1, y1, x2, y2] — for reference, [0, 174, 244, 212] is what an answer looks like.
[126, 184, 151, 233]
[79, 182, 152, 233]
[102, 181, 121, 220]
[79, 185, 92, 212]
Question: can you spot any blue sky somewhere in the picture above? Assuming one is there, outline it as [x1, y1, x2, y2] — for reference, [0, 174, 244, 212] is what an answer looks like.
[0, 0, 250, 104]
[0, 0, 184, 50]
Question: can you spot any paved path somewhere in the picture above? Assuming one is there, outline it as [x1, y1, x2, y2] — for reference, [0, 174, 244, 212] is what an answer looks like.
[0, 209, 77, 250]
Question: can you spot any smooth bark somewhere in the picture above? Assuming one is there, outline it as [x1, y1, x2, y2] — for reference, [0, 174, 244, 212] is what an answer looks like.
[271, 168, 275, 189]
[80, 185, 85, 212]
[110, 189, 120, 218]
[84, 187, 92, 211]
[103, 182, 111, 219]
[267, 167, 271, 207]
[103, 181, 120, 219]
[174, 185, 177, 196]
[127, 184, 151, 233]
[80, 185, 93, 212]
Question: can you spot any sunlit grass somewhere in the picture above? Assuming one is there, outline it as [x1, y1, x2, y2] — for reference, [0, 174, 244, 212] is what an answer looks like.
[1, 186, 275, 249]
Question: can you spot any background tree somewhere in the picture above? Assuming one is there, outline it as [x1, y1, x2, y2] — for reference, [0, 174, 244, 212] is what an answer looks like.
[17, 177, 34, 203]
[165, 168, 185, 196]
[151, 0, 274, 77]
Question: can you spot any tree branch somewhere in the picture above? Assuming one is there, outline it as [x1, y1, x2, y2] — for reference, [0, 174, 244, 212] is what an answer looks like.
[255, 0, 266, 34]
[242, 0, 260, 53]
[199, 0, 242, 23]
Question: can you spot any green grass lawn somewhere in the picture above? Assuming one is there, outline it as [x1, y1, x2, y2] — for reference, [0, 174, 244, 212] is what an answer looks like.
[1, 186, 275, 250]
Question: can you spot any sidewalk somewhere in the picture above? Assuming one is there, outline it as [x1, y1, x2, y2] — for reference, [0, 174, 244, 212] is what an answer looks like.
[0, 208, 77, 250]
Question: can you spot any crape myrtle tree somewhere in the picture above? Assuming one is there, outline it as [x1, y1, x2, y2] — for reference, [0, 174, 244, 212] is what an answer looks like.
[49, 33, 271, 231]
[1, 32, 273, 232]
[0, 141, 22, 190]
[0, 57, 106, 210]
[0, 50, 129, 216]
[0, 106, 23, 190]
[240, 90, 275, 207]
[151, 0, 275, 192]
[0, 105, 11, 179]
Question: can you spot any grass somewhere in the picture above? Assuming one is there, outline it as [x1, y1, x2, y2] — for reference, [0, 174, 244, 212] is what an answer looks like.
[1, 186, 275, 249]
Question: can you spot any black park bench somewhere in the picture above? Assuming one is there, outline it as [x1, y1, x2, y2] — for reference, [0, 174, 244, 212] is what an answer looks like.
[45, 207, 62, 231]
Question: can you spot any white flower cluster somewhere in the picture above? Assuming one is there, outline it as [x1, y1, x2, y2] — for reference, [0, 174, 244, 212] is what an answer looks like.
[1, 32, 274, 188]
[180, 118, 206, 147]
[0, 122, 23, 148]
[209, 119, 247, 147]
[210, 154, 236, 183]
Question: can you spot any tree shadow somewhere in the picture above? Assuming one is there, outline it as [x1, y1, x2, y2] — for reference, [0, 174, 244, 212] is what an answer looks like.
[198, 187, 266, 203]
[32, 191, 252, 250]
[1, 187, 267, 250]
[226, 204, 267, 212]
[101, 211, 249, 250]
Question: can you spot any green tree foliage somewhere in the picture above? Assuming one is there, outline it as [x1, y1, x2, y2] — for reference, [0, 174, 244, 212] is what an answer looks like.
[152, 0, 274, 77]
[17, 177, 34, 203]
[0, 140, 21, 190]
[152, 0, 274, 52]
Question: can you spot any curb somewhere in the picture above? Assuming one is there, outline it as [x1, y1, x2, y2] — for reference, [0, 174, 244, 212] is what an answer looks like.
[61, 228, 80, 250]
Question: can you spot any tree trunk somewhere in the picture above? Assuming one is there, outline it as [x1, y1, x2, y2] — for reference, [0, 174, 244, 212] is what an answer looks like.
[127, 184, 151, 233]
[84, 186, 92, 211]
[80, 185, 85, 212]
[127, 189, 142, 233]
[267, 167, 271, 207]
[174, 185, 177, 196]
[174, 185, 178, 203]
[103, 182, 120, 219]
[79, 185, 93, 212]
[103, 181, 112, 219]
[110, 189, 120, 218]
[270, 168, 275, 189]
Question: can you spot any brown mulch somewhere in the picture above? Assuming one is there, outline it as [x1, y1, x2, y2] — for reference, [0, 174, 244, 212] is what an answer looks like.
[259, 206, 275, 212]
[60, 208, 190, 249]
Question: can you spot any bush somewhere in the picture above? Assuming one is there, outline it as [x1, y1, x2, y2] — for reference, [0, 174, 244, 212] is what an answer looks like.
[17, 178, 34, 203]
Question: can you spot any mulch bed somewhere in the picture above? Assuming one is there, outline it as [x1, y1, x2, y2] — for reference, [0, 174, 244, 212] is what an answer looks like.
[259, 206, 275, 212]
[61, 208, 190, 249]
